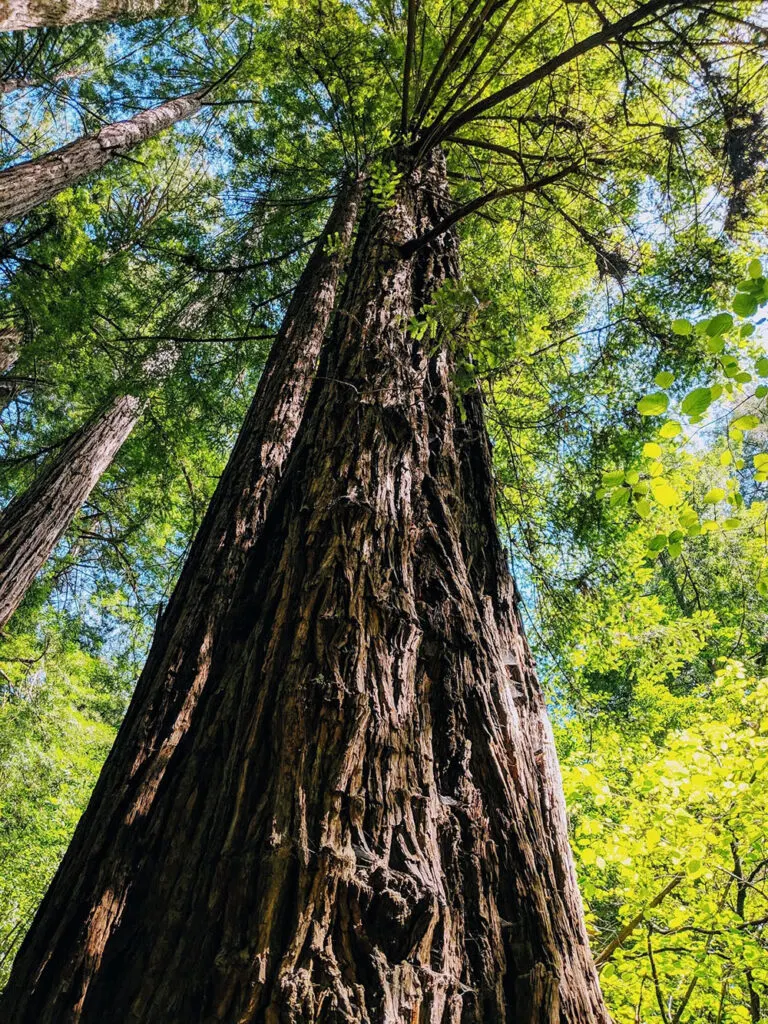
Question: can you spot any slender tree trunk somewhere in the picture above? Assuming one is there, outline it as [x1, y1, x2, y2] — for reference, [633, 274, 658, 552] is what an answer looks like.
[0, 325, 21, 414]
[0, 391, 143, 628]
[0, 89, 203, 225]
[0, 67, 83, 94]
[0, 155, 607, 1021]
[0, 324, 19, 373]
[0, 0, 191, 31]
[0, 283, 205, 627]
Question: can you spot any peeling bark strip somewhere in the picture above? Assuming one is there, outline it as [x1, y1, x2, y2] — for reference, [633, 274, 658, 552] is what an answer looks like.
[0, 158, 608, 1021]
[0, 392, 143, 629]
[0, 90, 203, 225]
[0, 0, 192, 30]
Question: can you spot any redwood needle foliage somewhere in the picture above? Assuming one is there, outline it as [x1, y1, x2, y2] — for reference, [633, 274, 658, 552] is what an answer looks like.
[0, 1, 767, 1022]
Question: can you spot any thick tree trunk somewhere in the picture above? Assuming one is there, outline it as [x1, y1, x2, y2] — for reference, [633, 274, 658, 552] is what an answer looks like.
[0, 89, 202, 225]
[0, 155, 607, 1021]
[0, 391, 143, 628]
[0, 0, 191, 30]
[0, 173, 364, 1015]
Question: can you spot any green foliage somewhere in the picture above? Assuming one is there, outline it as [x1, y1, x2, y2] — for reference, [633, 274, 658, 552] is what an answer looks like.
[0, 614, 128, 984]
[562, 661, 768, 1023]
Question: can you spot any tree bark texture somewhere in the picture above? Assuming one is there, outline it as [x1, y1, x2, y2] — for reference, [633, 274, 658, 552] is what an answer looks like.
[0, 155, 608, 1022]
[1, 67, 83, 94]
[0, 0, 191, 30]
[0, 391, 143, 628]
[0, 324, 19, 373]
[0, 324, 21, 413]
[0, 173, 365, 1017]
[0, 89, 202, 225]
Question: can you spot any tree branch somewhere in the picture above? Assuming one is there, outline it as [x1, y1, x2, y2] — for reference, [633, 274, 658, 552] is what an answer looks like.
[421, 0, 696, 146]
[400, 164, 579, 256]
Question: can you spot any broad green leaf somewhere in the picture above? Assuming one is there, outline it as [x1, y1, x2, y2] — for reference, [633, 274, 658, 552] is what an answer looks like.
[659, 420, 682, 439]
[733, 292, 758, 317]
[643, 442, 662, 459]
[652, 480, 682, 506]
[671, 318, 692, 336]
[706, 312, 733, 337]
[637, 393, 669, 416]
[681, 387, 712, 417]
[654, 371, 674, 389]
[732, 414, 760, 431]
[703, 488, 726, 503]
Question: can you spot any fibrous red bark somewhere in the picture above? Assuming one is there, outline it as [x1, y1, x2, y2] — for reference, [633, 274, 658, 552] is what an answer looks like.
[0, 89, 203, 225]
[0, 0, 192, 31]
[0, 154, 607, 1022]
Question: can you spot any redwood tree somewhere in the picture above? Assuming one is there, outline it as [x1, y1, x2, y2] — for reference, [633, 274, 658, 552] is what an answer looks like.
[0, 154, 610, 1024]
[0, 88, 204, 225]
[0, 0, 191, 31]
[0, 390, 144, 629]
[0, 0, 760, 1020]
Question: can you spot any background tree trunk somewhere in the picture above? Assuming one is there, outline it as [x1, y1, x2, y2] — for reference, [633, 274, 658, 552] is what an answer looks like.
[0, 391, 144, 628]
[0, 324, 20, 373]
[0, 286, 211, 628]
[0, 0, 192, 31]
[0, 156, 607, 1021]
[0, 67, 83, 94]
[0, 89, 203, 225]
[0, 325, 22, 414]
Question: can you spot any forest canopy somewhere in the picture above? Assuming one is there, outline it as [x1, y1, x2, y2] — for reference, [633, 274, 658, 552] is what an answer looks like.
[0, 1, 767, 1022]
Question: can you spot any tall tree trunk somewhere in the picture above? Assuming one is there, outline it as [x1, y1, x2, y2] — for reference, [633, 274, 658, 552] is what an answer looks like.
[1, 66, 83, 94]
[0, 391, 143, 628]
[0, 0, 191, 31]
[0, 155, 607, 1021]
[0, 89, 203, 225]
[0, 324, 19, 372]
[0, 325, 21, 414]
[0, 287, 198, 627]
